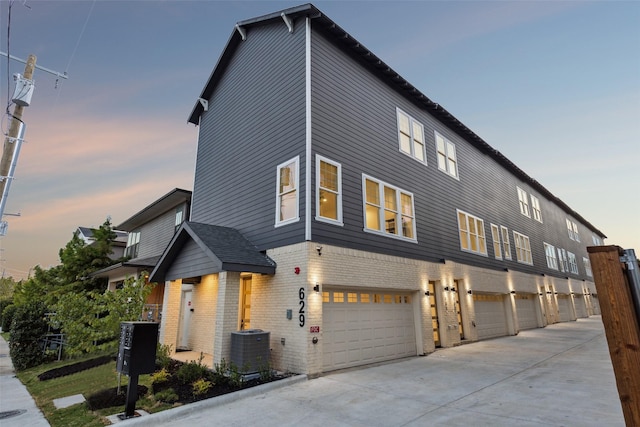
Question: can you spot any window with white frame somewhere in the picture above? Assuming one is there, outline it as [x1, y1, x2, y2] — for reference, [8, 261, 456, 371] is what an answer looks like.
[568, 252, 579, 274]
[457, 210, 487, 256]
[125, 230, 140, 258]
[316, 155, 342, 225]
[276, 156, 299, 226]
[491, 224, 502, 259]
[363, 175, 416, 240]
[558, 248, 568, 272]
[592, 234, 602, 246]
[566, 219, 574, 240]
[397, 108, 426, 163]
[513, 231, 533, 265]
[583, 257, 593, 277]
[544, 242, 558, 270]
[517, 187, 530, 217]
[572, 222, 580, 242]
[175, 205, 185, 232]
[531, 195, 542, 223]
[435, 132, 458, 178]
[501, 226, 512, 260]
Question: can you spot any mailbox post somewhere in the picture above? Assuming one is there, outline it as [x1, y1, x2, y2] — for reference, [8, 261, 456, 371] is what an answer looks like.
[116, 322, 159, 419]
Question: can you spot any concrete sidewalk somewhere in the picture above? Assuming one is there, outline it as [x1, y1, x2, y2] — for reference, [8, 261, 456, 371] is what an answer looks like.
[0, 335, 49, 426]
[121, 316, 624, 427]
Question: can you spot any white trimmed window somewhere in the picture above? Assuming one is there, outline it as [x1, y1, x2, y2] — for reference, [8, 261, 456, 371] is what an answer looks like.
[531, 195, 542, 223]
[491, 224, 502, 259]
[517, 187, 530, 217]
[316, 155, 342, 225]
[513, 231, 533, 265]
[125, 230, 140, 258]
[568, 252, 579, 274]
[275, 156, 299, 226]
[363, 175, 416, 241]
[583, 257, 593, 277]
[175, 205, 185, 232]
[501, 226, 512, 260]
[544, 242, 558, 270]
[397, 108, 426, 163]
[592, 234, 602, 246]
[457, 210, 487, 256]
[566, 219, 574, 240]
[435, 132, 458, 178]
[558, 248, 568, 272]
[572, 222, 580, 242]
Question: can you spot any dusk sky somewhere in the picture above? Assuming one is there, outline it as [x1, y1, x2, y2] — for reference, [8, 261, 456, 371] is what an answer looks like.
[0, 1, 638, 280]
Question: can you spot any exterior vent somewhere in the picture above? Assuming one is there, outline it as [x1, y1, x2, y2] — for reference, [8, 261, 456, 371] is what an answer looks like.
[230, 329, 270, 373]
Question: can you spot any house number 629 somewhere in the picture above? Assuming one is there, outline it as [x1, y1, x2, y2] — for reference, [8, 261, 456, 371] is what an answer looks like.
[298, 287, 305, 327]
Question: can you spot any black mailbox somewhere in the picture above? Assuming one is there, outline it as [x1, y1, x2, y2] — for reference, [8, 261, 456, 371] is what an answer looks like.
[116, 321, 159, 376]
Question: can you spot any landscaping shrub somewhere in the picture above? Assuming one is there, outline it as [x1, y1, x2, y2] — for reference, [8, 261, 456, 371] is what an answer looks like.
[154, 388, 179, 403]
[156, 343, 173, 369]
[150, 368, 171, 393]
[177, 360, 208, 385]
[1, 303, 16, 332]
[9, 301, 48, 371]
[85, 385, 149, 410]
[192, 378, 213, 398]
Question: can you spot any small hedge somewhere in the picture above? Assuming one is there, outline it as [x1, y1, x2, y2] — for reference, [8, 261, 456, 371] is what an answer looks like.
[1, 302, 16, 332]
[9, 301, 48, 371]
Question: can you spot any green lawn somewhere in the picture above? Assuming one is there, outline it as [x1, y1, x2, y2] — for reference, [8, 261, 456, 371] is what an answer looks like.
[16, 357, 172, 426]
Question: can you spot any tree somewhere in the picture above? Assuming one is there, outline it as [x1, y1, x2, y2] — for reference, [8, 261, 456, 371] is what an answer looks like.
[53, 274, 154, 356]
[9, 301, 48, 370]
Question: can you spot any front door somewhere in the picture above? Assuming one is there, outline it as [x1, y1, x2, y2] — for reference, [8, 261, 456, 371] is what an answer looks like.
[240, 277, 252, 330]
[177, 289, 193, 350]
[428, 281, 441, 347]
[454, 280, 465, 339]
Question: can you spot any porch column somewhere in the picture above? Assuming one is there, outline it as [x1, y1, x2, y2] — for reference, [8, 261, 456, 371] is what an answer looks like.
[213, 271, 241, 365]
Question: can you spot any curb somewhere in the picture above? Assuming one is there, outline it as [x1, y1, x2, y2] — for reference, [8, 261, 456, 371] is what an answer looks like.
[118, 374, 308, 425]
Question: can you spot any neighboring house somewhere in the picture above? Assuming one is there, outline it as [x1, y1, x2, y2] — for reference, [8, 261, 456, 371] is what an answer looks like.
[76, 226, 128, 260]
[92, 188, 192, 322]
[150, 4, 605, 375]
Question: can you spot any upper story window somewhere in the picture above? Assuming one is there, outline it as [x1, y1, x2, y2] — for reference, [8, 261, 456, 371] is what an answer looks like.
[531, 195, 542, 223]
[435, 132, 458, 178]
[566, 219, 580, 241]
[363, 175, 416, 241]
[275, 156, 299, 227]
[592, 234, 602, 246]
[125, 230, 140, 258]
[583, 257, 593, 277]
[397, 108, 426, 164]
[513, 231, 533, 265]
[558, 248, 568, 272]
[500, 226, 512, 260]
[175, 205, 185, 232]
[568, 252, 579, 274]
[490, 224, 502, 259]
[517, 187, 530, 217]
[457, 210, 487, 256]
[316, 155, 342, 225]
[544, 242, 558, 270]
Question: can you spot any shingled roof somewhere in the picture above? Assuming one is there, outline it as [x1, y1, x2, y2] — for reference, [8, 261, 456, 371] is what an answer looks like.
[149, 222, 276, 282]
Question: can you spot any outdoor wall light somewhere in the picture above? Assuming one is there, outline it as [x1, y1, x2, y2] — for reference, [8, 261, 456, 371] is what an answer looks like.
[424, 291, 430, 296]
[450, 287, 456, 292]
[313, 283, 320, 292]
[504, 268, 509, 272]
[547, 291, 552, 294]
[467, 290, 473, 295]
[444, 286, 449, 291]
[510, 290, 516, 294]
[554, 292, 558, 295]
[316, 245, 323, 256]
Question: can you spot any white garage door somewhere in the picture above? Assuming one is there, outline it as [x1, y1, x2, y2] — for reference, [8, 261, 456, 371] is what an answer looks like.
[473, 293, 508, 340]
[514, 294, 538, 330]
[557, 295, 572, 322]
[323, 289, 416, 371]
[573, 295, 587, 318]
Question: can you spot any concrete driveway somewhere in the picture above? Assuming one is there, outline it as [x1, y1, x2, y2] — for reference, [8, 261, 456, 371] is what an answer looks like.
[123, 316, 624, 427]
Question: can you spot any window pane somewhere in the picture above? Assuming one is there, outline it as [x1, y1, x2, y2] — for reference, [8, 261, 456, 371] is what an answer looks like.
[348, 292, 357, 303]
[437, 152, 447, 170]
[400, 133, 411, 154]
[360, 293, 370, 303]
[402, 216, 414, 239]
[366, 179, 379, 204]
[384, 186, 397, 210]
[280, 163, 295, 193]
[320, 161, 338, 191]
[280, 191, 296, 221]
[399, 112, 410, 134]
[366, 205, 380, 230]
[319, 190, 338, 220]
[333, 292, 344, 303]
[414, 140, 425, 161]
[385, 210, 396, 234]
[413, 122, 423, 142]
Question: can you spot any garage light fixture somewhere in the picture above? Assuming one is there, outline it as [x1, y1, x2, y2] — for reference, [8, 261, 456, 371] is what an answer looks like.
[467, 290, 472, 295]
[443, 286, 449, 291]
[313, 283, 320, 292]
[424, 291, 430, 296]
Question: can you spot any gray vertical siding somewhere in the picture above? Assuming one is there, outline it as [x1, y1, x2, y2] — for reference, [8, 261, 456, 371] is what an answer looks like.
[191, 18, 307, 249]
[309, 25, 600, 281]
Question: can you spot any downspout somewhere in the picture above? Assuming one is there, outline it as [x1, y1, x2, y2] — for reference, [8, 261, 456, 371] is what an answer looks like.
[305, 16, 312, 241]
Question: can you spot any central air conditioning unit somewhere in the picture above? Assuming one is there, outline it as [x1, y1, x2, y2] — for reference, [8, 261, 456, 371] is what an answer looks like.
[230, 329, 270, 374]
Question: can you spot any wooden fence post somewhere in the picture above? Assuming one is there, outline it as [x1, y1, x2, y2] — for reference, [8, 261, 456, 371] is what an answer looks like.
[587, 245, 640, 426]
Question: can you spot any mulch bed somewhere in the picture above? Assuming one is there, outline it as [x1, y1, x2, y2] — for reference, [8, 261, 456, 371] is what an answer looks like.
[37, 356, 113, 381]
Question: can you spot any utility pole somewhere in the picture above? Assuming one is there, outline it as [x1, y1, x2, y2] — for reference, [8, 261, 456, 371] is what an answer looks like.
[0, 54, 36, 234]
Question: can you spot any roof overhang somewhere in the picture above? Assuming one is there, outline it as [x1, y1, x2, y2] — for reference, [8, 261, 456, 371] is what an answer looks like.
[117, 188, 192, 231]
